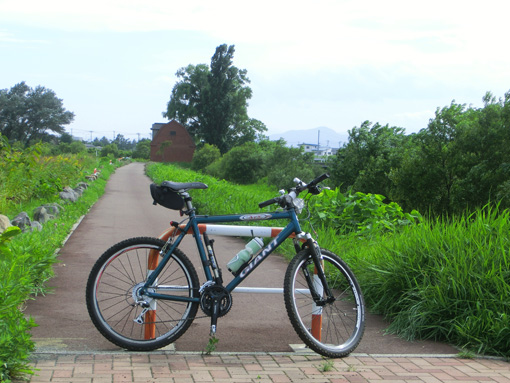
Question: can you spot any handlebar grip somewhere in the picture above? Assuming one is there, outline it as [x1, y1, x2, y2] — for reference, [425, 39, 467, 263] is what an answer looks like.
[309, 173, 329, 187]
[258, 197, 279, 208]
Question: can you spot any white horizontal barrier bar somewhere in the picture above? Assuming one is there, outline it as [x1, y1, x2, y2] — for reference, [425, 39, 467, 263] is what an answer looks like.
[233, 287, 311, 294]
[158, 285, 310, 294]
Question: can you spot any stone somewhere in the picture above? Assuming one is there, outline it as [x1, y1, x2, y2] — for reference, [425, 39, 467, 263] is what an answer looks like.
[30, 221, 43, 232]
[11, 212, 31, 232]
[41, 203, 64, 217]
[33, 206, 53, 224]
[73, 186, 84, 197]
[59, 187, 78, 202]
[0, 214, 12, 234]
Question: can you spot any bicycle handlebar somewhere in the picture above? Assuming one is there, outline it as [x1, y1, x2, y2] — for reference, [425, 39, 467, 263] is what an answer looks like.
[258, 173, 329, 209]
[258, 197, 280, 208]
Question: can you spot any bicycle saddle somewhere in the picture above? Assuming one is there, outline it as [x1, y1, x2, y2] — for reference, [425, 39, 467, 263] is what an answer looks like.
[161, 181, 208, 191]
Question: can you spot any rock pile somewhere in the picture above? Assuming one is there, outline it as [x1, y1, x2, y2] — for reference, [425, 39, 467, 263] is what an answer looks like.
[0, 172, 97, 234]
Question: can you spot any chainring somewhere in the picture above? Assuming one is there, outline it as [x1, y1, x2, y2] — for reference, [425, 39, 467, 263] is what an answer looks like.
[200, 285, 232, 317]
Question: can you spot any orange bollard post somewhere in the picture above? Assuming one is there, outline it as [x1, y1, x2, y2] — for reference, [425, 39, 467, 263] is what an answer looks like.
[144, 248, 159, 340]
[311, 263, 323, 341]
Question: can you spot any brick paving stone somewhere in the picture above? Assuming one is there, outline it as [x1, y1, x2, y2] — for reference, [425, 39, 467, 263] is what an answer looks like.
[18, 352, 510, 383]
[210, 368, 231, 379]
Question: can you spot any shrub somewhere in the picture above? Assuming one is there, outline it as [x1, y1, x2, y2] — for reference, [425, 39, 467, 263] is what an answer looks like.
[221, 142, 264, 184]
[191, 144, 221, 172]
[308, 188, 422, 236]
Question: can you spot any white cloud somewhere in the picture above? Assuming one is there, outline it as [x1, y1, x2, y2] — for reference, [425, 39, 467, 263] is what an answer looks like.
[1, 0, 509, 138]
[0, 30, 47, 44]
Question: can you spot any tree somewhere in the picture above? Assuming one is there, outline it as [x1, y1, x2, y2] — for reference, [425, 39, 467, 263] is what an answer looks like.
[328, 121, 407, 198]
[92, 136, 110, 147]
[60, 132, 73, 144]
[258, 139, 317, 190]
[0, 82, 74, 146]
[132, 139, 151, 159]
[100, 143, 119, 158]
[113, 134, 135, 151]
[164, 44, 266, 153]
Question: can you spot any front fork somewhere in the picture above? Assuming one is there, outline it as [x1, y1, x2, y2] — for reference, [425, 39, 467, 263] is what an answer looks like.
[297, 234, 335, 304]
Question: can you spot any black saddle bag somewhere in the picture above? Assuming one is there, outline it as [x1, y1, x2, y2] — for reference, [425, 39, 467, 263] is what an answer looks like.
[150, 183, 185, 210]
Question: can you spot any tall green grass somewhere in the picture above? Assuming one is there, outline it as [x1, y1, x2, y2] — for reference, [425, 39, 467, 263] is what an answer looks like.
[0, 160, 115, 382]
[146, 163, 277, 216]
[147, 163, 510, 357]
[339, 206, 510, 357]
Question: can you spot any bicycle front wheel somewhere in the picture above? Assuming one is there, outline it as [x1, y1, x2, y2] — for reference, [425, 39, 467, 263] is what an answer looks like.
[86, 237, 199, 351]
[284, 248, 365, 358]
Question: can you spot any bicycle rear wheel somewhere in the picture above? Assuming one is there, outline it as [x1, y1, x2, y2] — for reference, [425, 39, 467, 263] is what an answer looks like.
[86, 237, 199, 351]
[284, 248, 365, 358]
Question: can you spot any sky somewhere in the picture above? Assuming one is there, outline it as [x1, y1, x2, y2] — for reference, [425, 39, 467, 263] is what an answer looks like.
[1, 0, 509, 144]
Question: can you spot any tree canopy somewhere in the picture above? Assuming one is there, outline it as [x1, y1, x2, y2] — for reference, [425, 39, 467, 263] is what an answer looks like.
[0, 82, 74, 146]
[163, 44, 266, 153]
[328, 90, 510, 216]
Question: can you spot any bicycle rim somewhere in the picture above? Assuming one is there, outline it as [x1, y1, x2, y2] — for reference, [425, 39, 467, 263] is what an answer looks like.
[86, 238, 199, 350]
[284, 249, 365, 358]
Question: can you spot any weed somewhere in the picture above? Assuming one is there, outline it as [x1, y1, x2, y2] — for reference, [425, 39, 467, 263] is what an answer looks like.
[457, 350, 476, 359]
[203, 336, 219, 355]
[317, 358, 334, 372]
[346, 364, 357, 372]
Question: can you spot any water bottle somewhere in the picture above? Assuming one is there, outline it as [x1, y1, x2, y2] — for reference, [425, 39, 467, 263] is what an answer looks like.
[227, 237, 264, 274]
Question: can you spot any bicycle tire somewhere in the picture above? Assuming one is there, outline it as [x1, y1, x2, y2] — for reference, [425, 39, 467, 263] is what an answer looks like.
[86, 237, 200, 351]
[284, 248, 365, 358]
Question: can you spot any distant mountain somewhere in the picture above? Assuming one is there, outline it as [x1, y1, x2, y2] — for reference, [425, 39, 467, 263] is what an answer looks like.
[268, 126, 348, 148]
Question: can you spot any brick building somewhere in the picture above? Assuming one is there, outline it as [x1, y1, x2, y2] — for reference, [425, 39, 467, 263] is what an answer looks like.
[150, 120, 196, 162]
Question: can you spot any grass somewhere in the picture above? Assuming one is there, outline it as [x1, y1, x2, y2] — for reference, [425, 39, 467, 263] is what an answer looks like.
[340, 206, 510, 357]
[0, 157, 117, 382]
[317, 358, 334, 372]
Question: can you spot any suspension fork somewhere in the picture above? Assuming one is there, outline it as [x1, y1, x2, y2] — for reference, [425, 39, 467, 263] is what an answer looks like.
[303, 234, 335, 303]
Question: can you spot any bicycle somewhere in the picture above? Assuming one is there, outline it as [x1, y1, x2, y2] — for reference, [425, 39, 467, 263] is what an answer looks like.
[86, 173, 365, 358]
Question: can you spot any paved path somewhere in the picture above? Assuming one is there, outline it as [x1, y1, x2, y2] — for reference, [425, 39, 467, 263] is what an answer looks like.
[21, 162, 510, 382]
[24, 352, 510, 382]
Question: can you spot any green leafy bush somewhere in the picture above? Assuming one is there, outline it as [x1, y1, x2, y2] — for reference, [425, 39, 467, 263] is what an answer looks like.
[308, 188, 422, 236]
[191, 144, 221, 172]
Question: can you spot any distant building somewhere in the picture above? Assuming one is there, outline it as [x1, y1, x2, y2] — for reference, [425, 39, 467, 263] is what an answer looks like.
[298, 143, 334, 162]
[150, 120, 196, 163]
